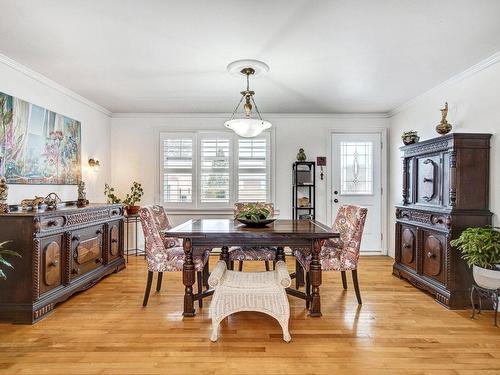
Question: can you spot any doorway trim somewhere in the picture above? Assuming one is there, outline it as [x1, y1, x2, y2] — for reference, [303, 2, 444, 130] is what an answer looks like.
[326, 127, 388, 256]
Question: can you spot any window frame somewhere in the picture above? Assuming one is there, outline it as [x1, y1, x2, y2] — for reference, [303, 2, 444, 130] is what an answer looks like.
[159, 130, 272, 211]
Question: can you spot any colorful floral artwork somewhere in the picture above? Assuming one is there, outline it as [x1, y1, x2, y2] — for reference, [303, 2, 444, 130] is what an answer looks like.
[0, 91, 81, 184]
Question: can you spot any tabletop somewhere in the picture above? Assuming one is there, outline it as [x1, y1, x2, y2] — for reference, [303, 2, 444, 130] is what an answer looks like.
[165, 219, 338, 239]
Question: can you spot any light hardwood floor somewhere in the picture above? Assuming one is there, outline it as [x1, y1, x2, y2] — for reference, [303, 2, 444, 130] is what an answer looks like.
[1, 256, 499, 375]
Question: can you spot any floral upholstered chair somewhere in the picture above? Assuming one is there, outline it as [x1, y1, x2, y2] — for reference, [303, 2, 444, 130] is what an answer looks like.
[294, 205, 368, 305]
[139, 205, 210, 307]
[229, 202, 276, 271]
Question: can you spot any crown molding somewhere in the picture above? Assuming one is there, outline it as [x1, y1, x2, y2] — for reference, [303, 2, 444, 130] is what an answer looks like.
[0, 53, 112, 116]
[388, 50, 500, 117]
[111, 112, 390, 119]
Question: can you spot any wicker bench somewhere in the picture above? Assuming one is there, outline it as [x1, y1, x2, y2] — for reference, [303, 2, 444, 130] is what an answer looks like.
[208, 260, 292, 342]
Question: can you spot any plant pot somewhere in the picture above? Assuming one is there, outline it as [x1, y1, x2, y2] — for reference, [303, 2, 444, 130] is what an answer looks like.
[473, 265, 500, 311]
[402, 135, 420, 145]
[126, 205, 140, 215]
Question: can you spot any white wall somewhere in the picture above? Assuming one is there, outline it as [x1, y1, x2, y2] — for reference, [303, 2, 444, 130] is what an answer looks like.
[110, 115, 389, 226]
[388, 61, 500, 257]
[0, 57, 111, 203]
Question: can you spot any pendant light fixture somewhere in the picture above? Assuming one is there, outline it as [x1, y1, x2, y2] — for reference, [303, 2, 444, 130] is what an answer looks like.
[224, 60, 272, 138]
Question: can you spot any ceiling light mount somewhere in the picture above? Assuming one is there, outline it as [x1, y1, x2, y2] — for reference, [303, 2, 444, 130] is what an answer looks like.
[224, 60, 272, 138]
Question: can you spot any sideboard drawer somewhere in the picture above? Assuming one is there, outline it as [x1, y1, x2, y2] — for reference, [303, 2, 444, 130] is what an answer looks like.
[70, 225, 104, 279]
[421, 230, 446, 285]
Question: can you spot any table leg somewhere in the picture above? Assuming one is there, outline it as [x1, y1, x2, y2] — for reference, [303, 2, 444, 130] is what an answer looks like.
[182, 238, 195, 317]
[220, 245, 230, 268]
[135, 218, 138, 257]
[276, 246, 285, 262]
[309, 238, 323, 317]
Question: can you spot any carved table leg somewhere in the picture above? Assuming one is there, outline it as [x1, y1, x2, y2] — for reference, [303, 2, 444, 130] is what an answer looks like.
[309, 239, 323, 317]
[220, 245, 230, 268]
[182, 238, 195, 317]
[276, 246, 285, 262]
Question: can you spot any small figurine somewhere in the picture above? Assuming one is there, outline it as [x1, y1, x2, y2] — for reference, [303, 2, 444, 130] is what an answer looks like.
[296, 148, 307, 161]
[0, 175, 9, 213]
[77, 181, 89, 207]
[20, 196, 45, 211]
[435, 102, 452, 135]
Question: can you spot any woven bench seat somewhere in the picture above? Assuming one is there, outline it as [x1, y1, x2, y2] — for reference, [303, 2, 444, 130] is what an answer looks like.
[208, 260, 292, 342]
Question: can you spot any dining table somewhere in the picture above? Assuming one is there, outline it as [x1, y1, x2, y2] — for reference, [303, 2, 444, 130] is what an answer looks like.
[164, 218, 339, 317]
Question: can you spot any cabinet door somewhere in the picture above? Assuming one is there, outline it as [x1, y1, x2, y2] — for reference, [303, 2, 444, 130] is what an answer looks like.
[422, 230, 445, 284]
[108, 221, 122, 261]
[400, 225, 417, 270]
[70, 225, 104, 280]
[416, 155, 441, 206]
[40, 236, 62, 294]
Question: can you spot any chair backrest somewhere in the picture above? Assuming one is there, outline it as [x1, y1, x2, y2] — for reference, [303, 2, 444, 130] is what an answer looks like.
[139, 205, 175, 257]
[333, 205, 368, 259]
[234, 202, 275, 218]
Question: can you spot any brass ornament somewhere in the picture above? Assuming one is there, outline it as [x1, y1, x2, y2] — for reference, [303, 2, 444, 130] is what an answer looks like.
[435, 102, 452, 135]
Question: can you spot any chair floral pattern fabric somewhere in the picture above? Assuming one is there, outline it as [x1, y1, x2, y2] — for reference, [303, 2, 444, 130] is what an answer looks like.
[230, 202, 277, 262]
[294, 205, 368, 271]
[139, 205, 209, 272]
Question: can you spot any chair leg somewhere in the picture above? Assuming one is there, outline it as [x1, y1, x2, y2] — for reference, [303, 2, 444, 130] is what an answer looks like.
[265, 261, 270, 271]
[239, 261, 244, 271]
[203, 261, 210, 289]
[296, 259, 305, 289]
[143, 271, 154, 307]
[230, 260, 234, 270]
[341, 271, 348, 290]
[305, 271, 311, 309]
[352, 270, 362, 305]
[156, 272, 163, 292]
[197, 271, 203, 308]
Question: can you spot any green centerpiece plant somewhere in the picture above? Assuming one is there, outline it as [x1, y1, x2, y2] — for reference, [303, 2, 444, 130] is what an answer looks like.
[236, 204, 271, 223]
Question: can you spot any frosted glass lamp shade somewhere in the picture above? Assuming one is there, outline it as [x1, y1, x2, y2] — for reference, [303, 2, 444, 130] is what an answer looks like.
[224, 118, 272, 138]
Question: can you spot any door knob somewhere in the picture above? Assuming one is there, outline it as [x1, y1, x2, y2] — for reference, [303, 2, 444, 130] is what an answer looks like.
[334, 190, 338, 195]
[333, 199, 339, 203]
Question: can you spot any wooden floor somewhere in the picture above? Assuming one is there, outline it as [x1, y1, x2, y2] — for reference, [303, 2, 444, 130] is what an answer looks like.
[1, 256, 500, 375]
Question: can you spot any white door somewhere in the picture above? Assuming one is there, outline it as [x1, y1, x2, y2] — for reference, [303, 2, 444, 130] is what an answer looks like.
[330, 133, 382, 253]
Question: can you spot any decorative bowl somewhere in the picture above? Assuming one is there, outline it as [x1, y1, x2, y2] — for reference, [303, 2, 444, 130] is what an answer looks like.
[236, 217, 276, 228]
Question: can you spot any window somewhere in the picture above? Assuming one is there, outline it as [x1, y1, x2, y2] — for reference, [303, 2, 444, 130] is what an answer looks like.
[160, 131, 271, 209]
[340, 141, 373, 195]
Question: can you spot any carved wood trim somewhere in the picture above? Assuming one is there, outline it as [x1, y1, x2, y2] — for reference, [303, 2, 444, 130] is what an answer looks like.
[103, 223, 110, 264]
[403, 139, 450, 157]
[32, 238, 40, 301]
[63, 232, 71, 285]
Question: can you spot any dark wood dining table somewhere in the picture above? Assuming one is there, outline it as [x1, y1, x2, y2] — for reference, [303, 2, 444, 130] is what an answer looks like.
[165, 219, 339, 317]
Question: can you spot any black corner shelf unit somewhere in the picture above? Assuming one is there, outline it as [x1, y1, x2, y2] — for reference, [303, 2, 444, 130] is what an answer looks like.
[292, 161, 316, 220]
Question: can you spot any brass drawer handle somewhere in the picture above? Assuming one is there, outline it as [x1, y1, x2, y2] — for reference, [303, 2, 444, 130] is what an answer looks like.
[95, 257, 103, 264]
[427, 252, 435, 259]
[403, 243, 411, 249]
[96, 229, 103, 235]
[72, 268, 80, 275]
[49, 260, 59, 267]
[72, 235, 80, 242]
[111, 239, 118, 244]
[47, 220, 58, 227]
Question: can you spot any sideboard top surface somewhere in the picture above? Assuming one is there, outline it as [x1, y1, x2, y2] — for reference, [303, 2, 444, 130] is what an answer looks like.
[0, 203, 123, 218]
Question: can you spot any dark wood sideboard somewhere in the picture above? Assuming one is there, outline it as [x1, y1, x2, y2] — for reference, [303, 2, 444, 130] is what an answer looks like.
[0, 203, 125, 323]
[393, 133, 492, 309]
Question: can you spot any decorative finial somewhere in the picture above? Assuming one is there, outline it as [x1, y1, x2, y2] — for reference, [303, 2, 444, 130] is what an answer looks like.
[436, 102, 452, 135]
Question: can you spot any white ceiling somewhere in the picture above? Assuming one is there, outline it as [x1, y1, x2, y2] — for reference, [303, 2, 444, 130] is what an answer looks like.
[1, 0, 500, 114]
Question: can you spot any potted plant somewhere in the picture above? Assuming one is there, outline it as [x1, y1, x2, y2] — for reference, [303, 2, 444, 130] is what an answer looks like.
[401, 130, 420, 145]
[0, 241, 21, 280]
[123, 181, 144, 215]
[450, 226, 500, 292]
[104, 183, 122, 204]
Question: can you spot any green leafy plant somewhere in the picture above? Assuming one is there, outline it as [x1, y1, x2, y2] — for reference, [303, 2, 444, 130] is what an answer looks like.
[450, 226, 500, 269]
[0, 241, 21, 280]
[123, 181, 144, 207]
[236, 204, 271, 223]
[104, 183, 122, 204]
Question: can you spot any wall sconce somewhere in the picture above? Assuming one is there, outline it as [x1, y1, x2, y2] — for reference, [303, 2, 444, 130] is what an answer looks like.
[88, 158, 100, 172]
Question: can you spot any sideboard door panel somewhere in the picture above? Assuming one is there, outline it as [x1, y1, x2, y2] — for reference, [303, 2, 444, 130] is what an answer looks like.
[422, 231, 445, 284]
[416, 155, 441, 206]
[71, 225, 104, 280]
[108, 221, 121, 261]
[40, 237, 62, 294]
[400, 225, 416, 270]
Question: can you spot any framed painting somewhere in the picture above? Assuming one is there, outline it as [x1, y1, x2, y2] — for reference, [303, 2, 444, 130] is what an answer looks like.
[0, 91, 81, 185]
